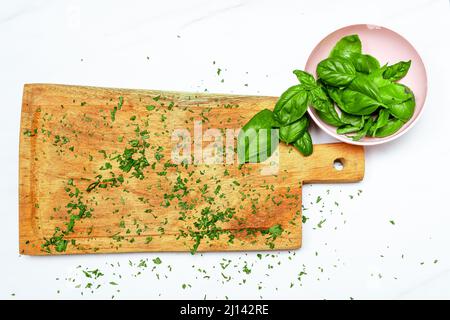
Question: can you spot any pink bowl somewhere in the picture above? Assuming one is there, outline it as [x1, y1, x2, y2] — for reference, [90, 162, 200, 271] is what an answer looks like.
[305, 24, 427, 146]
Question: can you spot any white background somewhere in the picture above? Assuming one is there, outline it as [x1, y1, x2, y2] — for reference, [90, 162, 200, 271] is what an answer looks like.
[1, 0, 449, 300]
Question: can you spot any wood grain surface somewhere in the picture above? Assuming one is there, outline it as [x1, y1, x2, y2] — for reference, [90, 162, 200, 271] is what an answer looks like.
[19, 84, 364, 255]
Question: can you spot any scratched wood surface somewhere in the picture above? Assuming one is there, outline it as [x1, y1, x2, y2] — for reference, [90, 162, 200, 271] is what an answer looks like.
[19, 84, 364, 255]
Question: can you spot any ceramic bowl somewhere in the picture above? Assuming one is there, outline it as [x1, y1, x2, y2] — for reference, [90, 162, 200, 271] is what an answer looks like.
[305, 24, 427, 146]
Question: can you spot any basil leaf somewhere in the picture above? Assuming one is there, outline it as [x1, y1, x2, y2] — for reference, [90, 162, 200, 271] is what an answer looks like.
[280, 116, 309, 144]
[238, 109, 279, 163]
[369, 109, 390, 136]
[316, 105, 344, 127]
[293, 131, 313, 156]
[389, 97, 415, 121]
[308, 85, 330, 112]
[340, 111, 365, 128]
[316, 107, 344, 127]
[379, 83, 414, 105]
[310, 86, 344, 126]
[368, 66, 391, 87]
[383, 60, 411, 81]
[349, 53, 380, 74]
[373, 119, 404, 138]
[317, 57, 356, 87]
[337, 125, 361, 134]
[329, 34, 362, 59]
[309, 96, 327, 113]
[273, 85, 309, 125]
[293, 70, 317, 90]
[326, 87, 345, 106]
[351, 117, 374, 141]
[328, 87, 380, 116]
[310, 84, 329, 101]
[348, 74, 382, 102]
[341, 90, 380, 115]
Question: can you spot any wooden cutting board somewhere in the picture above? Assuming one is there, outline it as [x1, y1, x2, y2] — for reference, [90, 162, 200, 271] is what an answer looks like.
[19, 84, 364, 255]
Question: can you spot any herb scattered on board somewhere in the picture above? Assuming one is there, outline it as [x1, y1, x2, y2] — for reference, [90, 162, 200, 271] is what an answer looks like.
[41, 179, 93, 253]
[110, 96, 124, 122]
[31, 92, 293, 257]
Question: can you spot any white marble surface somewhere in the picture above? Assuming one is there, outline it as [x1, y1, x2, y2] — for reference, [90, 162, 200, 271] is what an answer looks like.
[1, 0, 450, 299]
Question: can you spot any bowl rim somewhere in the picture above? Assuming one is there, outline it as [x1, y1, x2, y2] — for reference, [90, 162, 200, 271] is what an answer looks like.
[305, 23, 428, 146]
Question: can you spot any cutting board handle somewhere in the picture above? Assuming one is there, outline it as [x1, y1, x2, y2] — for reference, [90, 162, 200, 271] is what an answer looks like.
[283, 143, 365, 184]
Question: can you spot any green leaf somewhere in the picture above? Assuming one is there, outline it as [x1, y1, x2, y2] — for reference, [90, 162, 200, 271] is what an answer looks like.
[273, 85, 309, 125]
[308, 83, 344, 126]
[317, 57, 356, 87]
[329, 34, 362, 59]
[316, 110, 343, 127]
[153, 257, 162, 264]
[383, 60, 411, 81]
[308, 85, 330, 112]
[293, 131, 313, 156]
[279, 116, 309, 144]
[315, 101, 344, 127]
[328, 87, 380, 116]
[262, 224, 283, 238]
[238, 109, 279, 163]
[369, 109, 390, 136]
[351, 117, 374, 141]
[293, 70, 317, 90]
[389, 97, 415, 121]
[340, 112, 365, 128]
[309, 82, 344, 126]
[373, 119, 404, 137]
[55, 239, 69, 252]
[349, 53, 380, 74]
[348, 74, 382, 102]
[241, 109, 280, 130]
[310, 83, 329, 99]
[379, 83, 414, 106]
[368, 66, 391, 87]
[337, 125, 361, 134]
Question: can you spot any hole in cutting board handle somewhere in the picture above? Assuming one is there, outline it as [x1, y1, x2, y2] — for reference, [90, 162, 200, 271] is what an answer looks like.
[333, 158, 344, 171]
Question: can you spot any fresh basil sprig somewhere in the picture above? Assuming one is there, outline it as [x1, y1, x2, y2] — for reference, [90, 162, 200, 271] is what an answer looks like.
[273, 85, 309, 125]
[240, 73, 316, 162]
[280, 116, 309, 144]
[237, 109, 280, 163]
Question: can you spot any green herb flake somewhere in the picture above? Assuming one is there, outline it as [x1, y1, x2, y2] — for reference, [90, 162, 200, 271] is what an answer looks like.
[153, 257, 162, 265]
